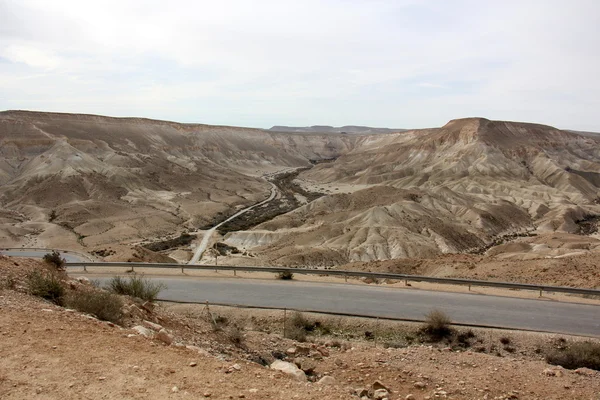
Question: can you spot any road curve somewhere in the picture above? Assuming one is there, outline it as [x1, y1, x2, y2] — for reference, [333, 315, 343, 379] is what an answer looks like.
[188, 182, 278, 264]
[92, 275, 600, 337]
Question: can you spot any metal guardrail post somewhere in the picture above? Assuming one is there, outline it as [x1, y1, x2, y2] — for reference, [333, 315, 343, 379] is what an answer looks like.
[234, 269, 236, 277]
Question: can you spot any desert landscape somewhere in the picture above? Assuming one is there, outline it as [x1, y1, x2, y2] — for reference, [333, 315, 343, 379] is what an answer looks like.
[1, 111, 599, 284]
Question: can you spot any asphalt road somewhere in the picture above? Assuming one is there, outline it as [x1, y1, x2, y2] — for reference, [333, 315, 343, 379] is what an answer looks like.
[92, 275, 600, 337]
[1, 249, 88, 263]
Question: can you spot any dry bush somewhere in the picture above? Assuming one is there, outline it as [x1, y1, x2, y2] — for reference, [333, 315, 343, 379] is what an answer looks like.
[27, 270, 65, 305]
[285, 325, 307, 342]
[546, 341, 600, 371]
[228, 325, 245, 346]
[420, 309, 453, 341]
[108, 275, 166, 301]
[43, 250, 65, 270]
[277, 270, 294, 280]
[66, 290, 123, 324]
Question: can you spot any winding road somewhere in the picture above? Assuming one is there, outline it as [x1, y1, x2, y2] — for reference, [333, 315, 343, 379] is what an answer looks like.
[91, 275, 600, 337]
[188, 181, 278, 264]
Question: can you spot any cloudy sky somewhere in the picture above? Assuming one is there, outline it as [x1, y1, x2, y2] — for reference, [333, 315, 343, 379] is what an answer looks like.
[1, 0, 599, 130]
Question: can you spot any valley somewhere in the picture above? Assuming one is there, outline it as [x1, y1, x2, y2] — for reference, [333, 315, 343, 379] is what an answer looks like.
[1, 111, 600, 287]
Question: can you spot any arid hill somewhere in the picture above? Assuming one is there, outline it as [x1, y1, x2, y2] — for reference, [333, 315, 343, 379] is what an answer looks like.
[2, 112, 599, 266]
[0, 111, 356, 250]
[226, 118, 600, 266]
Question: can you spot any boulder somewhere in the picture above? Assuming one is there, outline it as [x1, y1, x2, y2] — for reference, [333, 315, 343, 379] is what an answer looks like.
[156, 329, 174, 345]
[142, 320, 163, 331]
[132, 325, 154, 338]
[270, 360, 307, 381]
[317, 375, 336, 385]
[374, 389, 389, 400]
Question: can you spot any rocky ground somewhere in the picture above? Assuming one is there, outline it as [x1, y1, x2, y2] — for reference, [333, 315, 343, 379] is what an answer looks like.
[1, 256, 600, 399]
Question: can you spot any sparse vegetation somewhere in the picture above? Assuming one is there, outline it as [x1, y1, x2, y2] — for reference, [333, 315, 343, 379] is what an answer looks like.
[500, 336, 511, 345]
[546, 341, 600, 371]
[277, 270, 294, 280]
[48, 209, 57, 222]
[27, 270, 65, 305]
[142, 233, 196, 252]
[107, 275, 166, 301]
[43, 250, 66, 270]
[1, 273, 17, 290]
[228, 325, 245, 346]
[66, 290, 123, 324]
[420, 309, 453, 341]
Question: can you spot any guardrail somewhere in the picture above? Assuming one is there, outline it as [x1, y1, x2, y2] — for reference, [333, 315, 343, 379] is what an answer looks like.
[64, 261, 600, 298]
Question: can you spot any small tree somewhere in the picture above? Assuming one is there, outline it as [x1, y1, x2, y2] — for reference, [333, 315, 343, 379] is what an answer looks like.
[43, 250, 66, 270]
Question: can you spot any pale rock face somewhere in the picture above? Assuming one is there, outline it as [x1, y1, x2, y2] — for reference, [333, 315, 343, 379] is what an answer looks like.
[269, 360, 307, 381]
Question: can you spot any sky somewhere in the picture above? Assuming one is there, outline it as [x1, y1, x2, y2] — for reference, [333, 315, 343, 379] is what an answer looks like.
[0, 0, 599, 131]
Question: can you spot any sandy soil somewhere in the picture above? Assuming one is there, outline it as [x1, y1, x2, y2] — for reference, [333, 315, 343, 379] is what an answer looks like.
[2, 257, 600, 400]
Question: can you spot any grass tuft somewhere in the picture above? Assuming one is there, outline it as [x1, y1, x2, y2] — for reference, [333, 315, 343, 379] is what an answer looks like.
[107, 275, 166, 301]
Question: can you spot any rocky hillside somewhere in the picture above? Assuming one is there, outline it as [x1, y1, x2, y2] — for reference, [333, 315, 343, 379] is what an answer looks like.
[0, 111, 357, 249]
[227, 118, 600, 265]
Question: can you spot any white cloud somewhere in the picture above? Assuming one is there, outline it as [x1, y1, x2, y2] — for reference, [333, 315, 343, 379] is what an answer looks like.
[0, 0, 599, 130]
[2, 44, 60, 69]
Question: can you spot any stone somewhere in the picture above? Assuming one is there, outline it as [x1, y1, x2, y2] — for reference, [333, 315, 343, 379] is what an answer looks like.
[414, 381, 427, 389]
[141, 301, 155, 313]
[232, 363, 241, 371]
[76, 276, 90, 284]
[575, 367, 595, 376]
[371, 381, 390, 392]
[406, 395, 416, 400]
[156, 329, 174, 345]
[171, 386, 179, 393]
[190, 362, 197, 367]
[270, 360, 307, 381]
[299, 358, 317, 374]
[203, 392, 212, 397]
[374, 389, 389, 399]
[355, 388, 369, 397]
[132, 325, 154, 338]
[186, 345, 211, 357]
[142, 320, 163, 331]
[317, 376, 336, 385]
[543, 368, 558, 377]
[316, 346, 330, 357]
[249, 389, 258, 393]
[286, 347, 297, 356]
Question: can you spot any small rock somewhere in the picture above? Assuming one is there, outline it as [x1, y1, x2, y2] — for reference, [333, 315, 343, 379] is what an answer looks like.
[98, 377, 106, 381]
[286, 347, 297, 356]
[156, 329, 174, 345]
[575, 367, 595, 376]
[406, 395, 415, 400]
[371, 381, 390, 392]
[132, 325, 154, 338]
[355, 388, 369, 397]
[414, 381, 427, 389]
[317, 376, 336, 385]
[203, 392, 212, 397]
[374, 389, 389, 399]
[171, 386, 179, 393]
[270, 360, 307, 381]
[141, 301, 155, 313]
[190, 362, 197, 367]
[316, 346, 330, 357]
[76, 276, 90, 284]
[249, 389, 258, 393]
[142, 320, 163, 331]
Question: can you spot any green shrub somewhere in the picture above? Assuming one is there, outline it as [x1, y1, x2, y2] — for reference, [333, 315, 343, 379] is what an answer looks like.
[66, 290, 123, 324]
[546, 341, 600, 371]
[420, 309, 453, 341]
[27, 270, 65, 305]
[43, 250, 65, 270]
[108, 275, 166, 301]
[277, 270, 294, 280]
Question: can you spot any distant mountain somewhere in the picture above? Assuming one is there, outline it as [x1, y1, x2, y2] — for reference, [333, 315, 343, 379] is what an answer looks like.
[269, 125, 406, 135]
